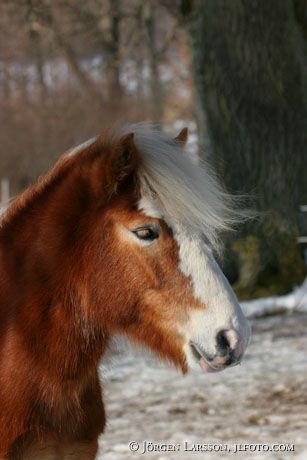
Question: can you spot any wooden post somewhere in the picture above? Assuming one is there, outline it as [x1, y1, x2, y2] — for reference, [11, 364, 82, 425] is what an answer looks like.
[1, 178, 10, 208]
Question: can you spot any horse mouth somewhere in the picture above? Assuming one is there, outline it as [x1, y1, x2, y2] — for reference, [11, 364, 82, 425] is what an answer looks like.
[189, 341, 226, 373]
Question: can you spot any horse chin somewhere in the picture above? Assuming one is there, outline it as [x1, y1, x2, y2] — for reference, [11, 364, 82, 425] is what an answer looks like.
[184, 341, 226, 374]
[199, 356, 224, 373]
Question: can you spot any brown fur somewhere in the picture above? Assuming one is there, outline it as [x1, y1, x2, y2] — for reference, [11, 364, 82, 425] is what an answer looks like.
[0, 129, 203, 458]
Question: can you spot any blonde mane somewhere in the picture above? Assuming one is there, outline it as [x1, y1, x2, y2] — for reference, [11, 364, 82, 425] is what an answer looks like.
[124, 124, 241, 251]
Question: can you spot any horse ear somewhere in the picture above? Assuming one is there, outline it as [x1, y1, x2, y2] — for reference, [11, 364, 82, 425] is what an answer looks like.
[106, 132, 139, 196]
[174, 127, 189, 147]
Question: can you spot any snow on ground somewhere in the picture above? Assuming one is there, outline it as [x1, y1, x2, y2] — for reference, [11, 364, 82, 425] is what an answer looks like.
[97, 288, 307, 460]
[242, 281, 307, 318]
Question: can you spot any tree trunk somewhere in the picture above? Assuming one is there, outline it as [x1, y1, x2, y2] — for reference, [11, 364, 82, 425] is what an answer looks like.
[144, 0, 164, 122]
[0, 62, 12, 102]
[29, 29, 48, 102]
[26, 0, 48, 102]
[106, 0, 123, 104]
[164, 0, 307, 292]
[182, 0, 307, 223]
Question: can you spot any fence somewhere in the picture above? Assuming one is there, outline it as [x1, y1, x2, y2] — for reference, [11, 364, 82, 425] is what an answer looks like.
[298, 205, 307, 265]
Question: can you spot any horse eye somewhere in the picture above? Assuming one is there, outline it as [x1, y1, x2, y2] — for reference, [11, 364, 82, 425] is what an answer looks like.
[132, 226, 159, 241]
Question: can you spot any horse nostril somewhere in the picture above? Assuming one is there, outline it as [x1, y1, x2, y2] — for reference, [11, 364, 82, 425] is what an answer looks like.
[216, 329, 239, 356]
[216, 330, 230, 355]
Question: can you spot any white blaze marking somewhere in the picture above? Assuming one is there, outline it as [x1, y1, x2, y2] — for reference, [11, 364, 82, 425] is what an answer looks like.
[174, 225, 251, 358]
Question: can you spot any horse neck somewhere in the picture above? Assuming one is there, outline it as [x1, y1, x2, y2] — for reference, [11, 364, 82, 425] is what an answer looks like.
[0, 156, 106, 379]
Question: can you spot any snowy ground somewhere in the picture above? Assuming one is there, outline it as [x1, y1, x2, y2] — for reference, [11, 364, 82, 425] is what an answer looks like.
[98, 285, 307, 460]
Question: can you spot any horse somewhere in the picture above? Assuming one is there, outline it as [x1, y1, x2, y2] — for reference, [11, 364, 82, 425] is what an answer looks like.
[0, 124, 251, 459]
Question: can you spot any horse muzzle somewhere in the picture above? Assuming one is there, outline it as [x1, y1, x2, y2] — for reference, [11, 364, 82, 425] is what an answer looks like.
[189, 329, 247, 373]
